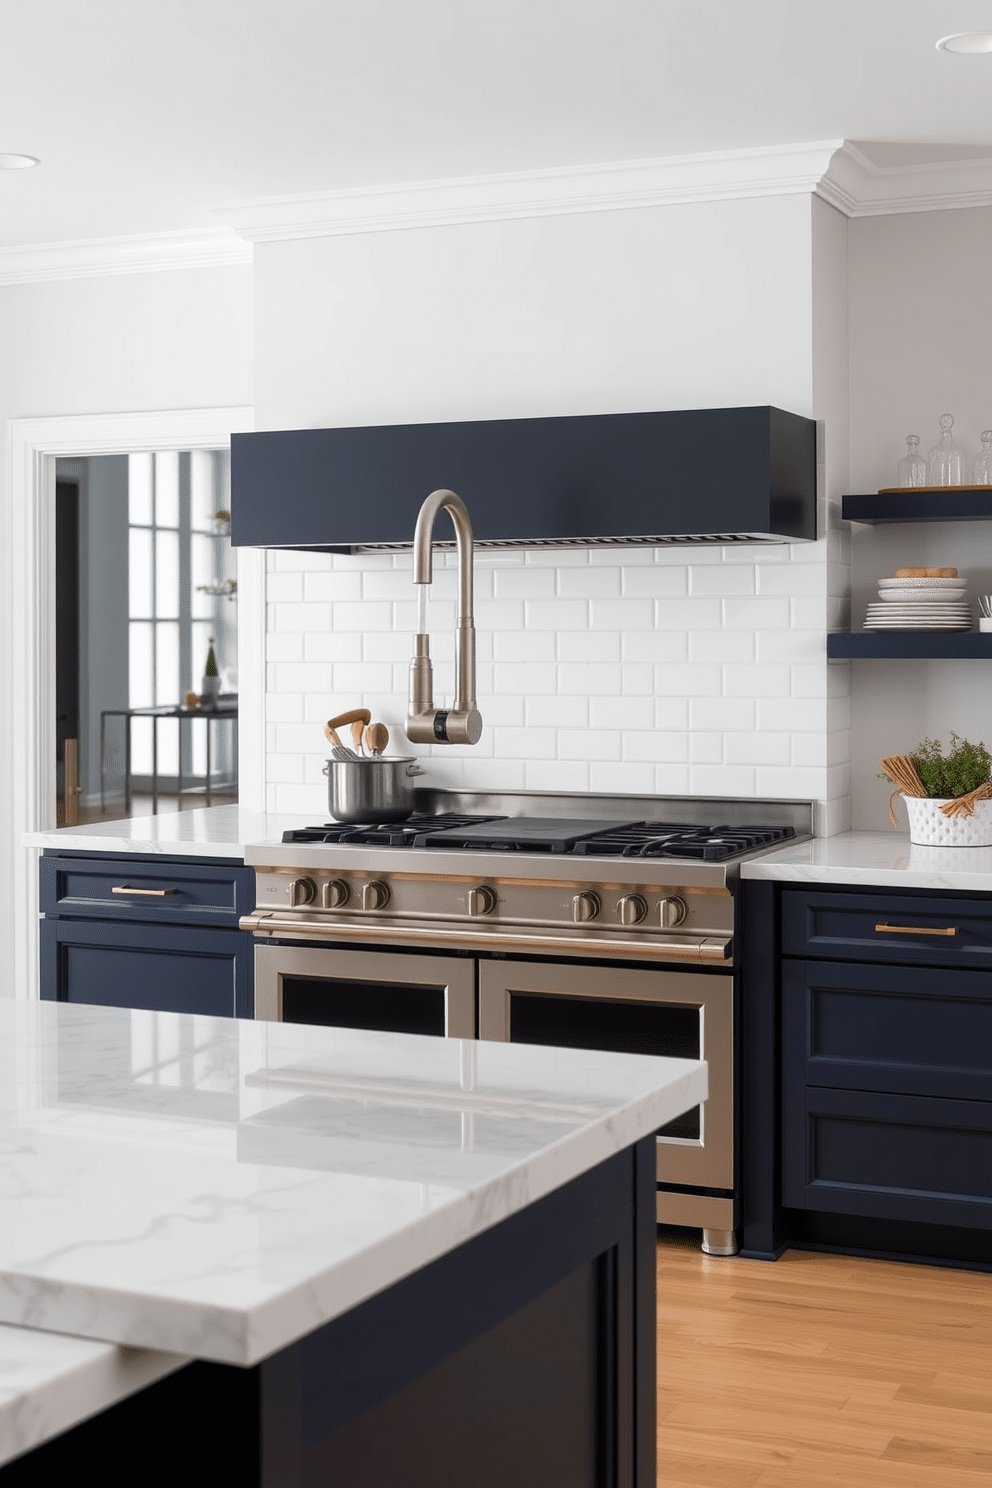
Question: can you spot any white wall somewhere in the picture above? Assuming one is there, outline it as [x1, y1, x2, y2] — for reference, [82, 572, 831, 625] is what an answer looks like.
[848, 206, 992, 828]
[254, 193, 849, 829]
[0, 265, 253, 996]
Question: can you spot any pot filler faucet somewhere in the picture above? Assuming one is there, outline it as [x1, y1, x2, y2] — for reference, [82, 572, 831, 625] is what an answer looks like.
[406, 489, 483, 746]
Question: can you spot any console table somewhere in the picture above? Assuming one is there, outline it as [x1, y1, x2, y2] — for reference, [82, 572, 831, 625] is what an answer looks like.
[99, 702, 237, 813]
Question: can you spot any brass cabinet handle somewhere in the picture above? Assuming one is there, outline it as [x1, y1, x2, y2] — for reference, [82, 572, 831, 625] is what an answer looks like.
[112, 885, 178, 897]
[874, 922, 957, 937]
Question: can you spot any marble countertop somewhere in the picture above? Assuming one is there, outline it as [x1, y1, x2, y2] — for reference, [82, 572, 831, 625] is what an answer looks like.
[0, 1324, 183, 1469]
[23, 806, 312, 860]
[0, 1001, 705, 1369]
[742, 830, 992, 892]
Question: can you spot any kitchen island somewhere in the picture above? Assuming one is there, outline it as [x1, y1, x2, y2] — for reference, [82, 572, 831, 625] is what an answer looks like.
[0, 1000, 705, 1485]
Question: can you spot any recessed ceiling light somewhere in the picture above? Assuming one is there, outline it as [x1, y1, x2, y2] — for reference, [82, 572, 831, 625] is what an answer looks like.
[0, 153, 40, 170]
[937, 31, 992, 53]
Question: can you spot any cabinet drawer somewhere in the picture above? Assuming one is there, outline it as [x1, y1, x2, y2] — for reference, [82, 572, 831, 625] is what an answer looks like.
[40, 854, 255, 929]
[782, 1084, 992, 1230]
[40, 918, 252, 1018]
[782, 888, 992, 967]
[783, 959, 992, 1102]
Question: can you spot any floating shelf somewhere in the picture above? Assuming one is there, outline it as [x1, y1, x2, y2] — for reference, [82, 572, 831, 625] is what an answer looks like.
[828, 633, 992, 660]
[843, 491, 992, 524]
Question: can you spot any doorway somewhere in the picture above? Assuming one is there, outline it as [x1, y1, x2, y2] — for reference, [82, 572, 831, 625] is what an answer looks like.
[56, 451, 239, 824]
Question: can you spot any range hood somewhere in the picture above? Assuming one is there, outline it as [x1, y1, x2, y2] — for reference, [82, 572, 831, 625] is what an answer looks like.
[230, 405, 816, 551]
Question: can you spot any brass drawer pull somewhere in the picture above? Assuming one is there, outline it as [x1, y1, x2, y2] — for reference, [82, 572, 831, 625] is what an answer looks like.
[111, 885, 178, 897]
[874, 922, 957, 937]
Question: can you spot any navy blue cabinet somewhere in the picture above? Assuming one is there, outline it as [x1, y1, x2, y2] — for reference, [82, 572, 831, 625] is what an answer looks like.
[780, 889, 992, 1237]
[39, 852, 255, 1017]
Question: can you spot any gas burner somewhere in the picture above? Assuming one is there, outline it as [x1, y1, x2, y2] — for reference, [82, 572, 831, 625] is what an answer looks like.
[573, 822, 797, 862]
[282, 814, 501, 847]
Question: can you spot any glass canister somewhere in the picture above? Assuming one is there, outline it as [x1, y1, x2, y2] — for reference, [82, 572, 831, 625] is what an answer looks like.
[927, 414, 964, 486]
[972, 431, 992, 485]
[897, 435, 927, 487]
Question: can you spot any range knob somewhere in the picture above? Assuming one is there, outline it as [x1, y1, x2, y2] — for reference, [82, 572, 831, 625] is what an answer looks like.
[467, 885, 497, 917]
[659, 895, 687, 929]
[572, 892, 601, 923]
[321, 878, 350, 910]
[362, 880, 390, 911]
[616, 894, 648, 927]
[288, 877, 316, 908]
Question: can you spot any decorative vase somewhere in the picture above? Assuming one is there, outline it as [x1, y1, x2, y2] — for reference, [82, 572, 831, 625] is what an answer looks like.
[903, 794, 992, 847]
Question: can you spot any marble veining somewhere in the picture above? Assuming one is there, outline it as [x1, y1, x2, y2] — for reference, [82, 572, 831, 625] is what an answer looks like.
[0, 1323, 183, 1468]
[23, 805, 313, 860]
[0, 1003, 705, 1367]
[741, 830, 992, 891]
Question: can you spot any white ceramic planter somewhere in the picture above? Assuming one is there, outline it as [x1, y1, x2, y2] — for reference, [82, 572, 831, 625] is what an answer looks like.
[903, 793, 992, 847]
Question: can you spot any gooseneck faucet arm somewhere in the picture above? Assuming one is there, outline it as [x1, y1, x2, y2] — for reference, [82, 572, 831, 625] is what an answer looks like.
[406, 489, 483, 746]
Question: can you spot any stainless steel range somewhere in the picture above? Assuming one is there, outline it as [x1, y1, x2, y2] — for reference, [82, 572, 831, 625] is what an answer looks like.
[241, 788, 813, 1256]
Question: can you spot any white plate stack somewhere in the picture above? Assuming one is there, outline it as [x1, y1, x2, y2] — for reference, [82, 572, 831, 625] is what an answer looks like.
[864, 576, 971, 631]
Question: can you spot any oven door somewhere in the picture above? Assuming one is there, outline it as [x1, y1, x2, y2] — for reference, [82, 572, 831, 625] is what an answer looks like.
[478, 959, 732, 1191]
[254, 943, 476, 1038]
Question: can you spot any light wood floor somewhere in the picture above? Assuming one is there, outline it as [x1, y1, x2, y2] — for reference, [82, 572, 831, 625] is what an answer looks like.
[656, 1230, 992, 1486]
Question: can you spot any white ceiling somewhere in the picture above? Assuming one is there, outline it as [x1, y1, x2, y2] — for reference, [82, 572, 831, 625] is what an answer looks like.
[2, 0, 992, 248]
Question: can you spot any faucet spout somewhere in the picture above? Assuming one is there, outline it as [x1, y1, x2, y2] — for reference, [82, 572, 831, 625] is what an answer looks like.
[406, 489, 483, 746]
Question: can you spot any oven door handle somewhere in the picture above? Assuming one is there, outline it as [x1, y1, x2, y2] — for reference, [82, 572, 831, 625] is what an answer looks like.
[238, 912, 731, 962]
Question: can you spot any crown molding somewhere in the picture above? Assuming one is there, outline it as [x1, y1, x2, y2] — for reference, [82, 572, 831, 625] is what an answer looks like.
[212, 141, 845, 242]
[818, 141, 992, 217]
[0, 228, 251, 286]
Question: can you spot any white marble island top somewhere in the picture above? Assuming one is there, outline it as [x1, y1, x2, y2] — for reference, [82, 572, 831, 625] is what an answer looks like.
[23, 805, 313, 860]
[0, 1002, 705, 1370]
[742, 830, 992, 892]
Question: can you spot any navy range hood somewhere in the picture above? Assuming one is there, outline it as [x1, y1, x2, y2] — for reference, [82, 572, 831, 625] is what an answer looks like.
[230, 405, 816, 551]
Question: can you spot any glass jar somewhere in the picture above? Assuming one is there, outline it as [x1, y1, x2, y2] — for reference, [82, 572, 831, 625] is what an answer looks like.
[927, 414, 964, 486]
[972, 431, 992, 485]
[897, 435, 927, 487]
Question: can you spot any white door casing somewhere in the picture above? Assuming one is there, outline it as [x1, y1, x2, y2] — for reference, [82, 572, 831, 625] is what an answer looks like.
[3, 406, 258, 1001]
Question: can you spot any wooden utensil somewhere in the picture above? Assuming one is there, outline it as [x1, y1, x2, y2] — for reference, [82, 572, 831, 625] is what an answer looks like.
[351, 719, 366, 756]
[326, 708, 372, 730]
[366, 722, 389, 757]
[324, 722, 358, 761]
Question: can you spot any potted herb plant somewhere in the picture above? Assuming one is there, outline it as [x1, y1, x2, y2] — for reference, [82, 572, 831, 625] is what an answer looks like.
[880, 733, 992, 846]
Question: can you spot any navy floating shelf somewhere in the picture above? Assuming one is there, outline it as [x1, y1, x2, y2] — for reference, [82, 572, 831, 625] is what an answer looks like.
[843, 492, 992, 524]
[828, 633, 992, 660]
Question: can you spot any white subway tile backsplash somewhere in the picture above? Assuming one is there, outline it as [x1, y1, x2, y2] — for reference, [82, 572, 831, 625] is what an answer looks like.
[558, 663, 622, 696]
[654, 698, 689, 731]
[689, 630, 755, 664]
[689, 697, 755, 731]
[525, 695, 589, 728]
[656, 598, 722, 630]
[263, 545, 846, 819]
[622, 566, 688, 596]
[725, 731, 791, 766]
[494, 567, 557, 598]
[526, 599, 589, 630]
[688, 732, 722, 763]
[495, 726, 557, 758]
[524, 759, 590, 791]
[654, 663, 721, 696]
[589, 761, 657, 794]
[557, 567, 622, 598]
[558, 631, 620, 663]
[559, 730, 622, 761]
[689, 565, 754, 595]
[495, 632, 557, 662]
[624, 732, 688, 763]
[724, 596, 792, 630]
[591, 599, 653, 631]
[622, 632, 688, 664]
[593, 694, 653, 730]
[304, 570, 362, 602]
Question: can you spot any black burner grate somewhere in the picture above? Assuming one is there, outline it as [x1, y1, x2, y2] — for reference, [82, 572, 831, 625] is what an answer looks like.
[281, 814, 501, 847]
[573, 822, 797, 862]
